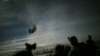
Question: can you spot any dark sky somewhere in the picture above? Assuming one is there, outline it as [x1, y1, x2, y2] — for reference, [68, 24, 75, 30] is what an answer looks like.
[0, 0, 100, 51]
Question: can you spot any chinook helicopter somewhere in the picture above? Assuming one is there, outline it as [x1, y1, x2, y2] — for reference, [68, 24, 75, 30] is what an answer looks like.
[29, 25, 37, 33]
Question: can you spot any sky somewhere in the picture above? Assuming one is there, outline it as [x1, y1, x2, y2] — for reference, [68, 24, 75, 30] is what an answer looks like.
[0, 0, 100, 53]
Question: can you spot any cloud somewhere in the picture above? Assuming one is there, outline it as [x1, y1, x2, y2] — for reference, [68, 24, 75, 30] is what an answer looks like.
[0, 32, 59, 53]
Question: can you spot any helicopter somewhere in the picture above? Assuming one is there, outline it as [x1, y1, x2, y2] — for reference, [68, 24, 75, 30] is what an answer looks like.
[29, 25, 37, 33]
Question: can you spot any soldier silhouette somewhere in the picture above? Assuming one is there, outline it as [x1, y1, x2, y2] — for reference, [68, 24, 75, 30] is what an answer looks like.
[86, 35, 97, 56]
[13, 43, 37, 56]
[68, 36, 85, 56]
